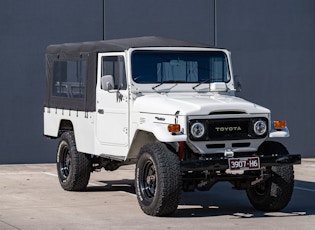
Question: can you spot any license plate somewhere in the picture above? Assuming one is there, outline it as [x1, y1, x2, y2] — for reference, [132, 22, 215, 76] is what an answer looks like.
[228, 157, 260, 171]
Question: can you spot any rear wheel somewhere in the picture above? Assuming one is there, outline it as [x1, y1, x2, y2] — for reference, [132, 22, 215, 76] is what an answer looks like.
[57, 131, 91, 191]
[135, 143, 181, 216]
[246, 141, 294, 211]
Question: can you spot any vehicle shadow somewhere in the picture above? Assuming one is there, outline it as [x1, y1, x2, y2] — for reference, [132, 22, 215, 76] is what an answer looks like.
[174, 180, 314, 218]
[85, 179, 314, 218]
[85, 179, 136, 195]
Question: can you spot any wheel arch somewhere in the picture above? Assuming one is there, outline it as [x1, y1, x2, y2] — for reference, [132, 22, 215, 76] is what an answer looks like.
[126, 130, 178, 162]
[257, 140, 289, 155]
[58, 119, 74, 137]
[126, 130, 158, 162]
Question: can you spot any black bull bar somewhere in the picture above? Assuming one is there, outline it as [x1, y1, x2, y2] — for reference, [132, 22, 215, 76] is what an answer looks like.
[180, 154, 301, 172]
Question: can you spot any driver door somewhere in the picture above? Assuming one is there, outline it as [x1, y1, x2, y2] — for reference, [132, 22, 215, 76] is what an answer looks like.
[95, 53, 129, 158]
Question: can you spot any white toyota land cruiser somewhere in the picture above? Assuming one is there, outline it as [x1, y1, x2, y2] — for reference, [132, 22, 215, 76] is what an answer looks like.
[44, 36, 301, 216]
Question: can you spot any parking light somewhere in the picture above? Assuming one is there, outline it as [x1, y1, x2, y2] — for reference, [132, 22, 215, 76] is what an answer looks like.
[274, 120, 286, 129]
[168, 124, 181, 133]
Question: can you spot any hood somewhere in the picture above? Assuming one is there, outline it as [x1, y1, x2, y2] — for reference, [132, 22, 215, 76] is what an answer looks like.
[133, 93, 270, 115]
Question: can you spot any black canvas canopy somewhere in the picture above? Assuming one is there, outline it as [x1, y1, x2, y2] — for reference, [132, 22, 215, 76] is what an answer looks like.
[46, 36, 211, 55]
[44, 36, 211, 112]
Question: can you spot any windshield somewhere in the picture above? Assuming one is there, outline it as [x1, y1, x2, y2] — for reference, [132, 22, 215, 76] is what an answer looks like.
[131, 50, 230, 84]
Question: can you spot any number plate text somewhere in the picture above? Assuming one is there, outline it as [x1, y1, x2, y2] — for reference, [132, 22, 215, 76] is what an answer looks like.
[228, 157, 260, 171]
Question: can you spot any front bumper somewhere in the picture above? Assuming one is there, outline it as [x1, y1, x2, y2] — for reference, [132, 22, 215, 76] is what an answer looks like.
[180, 154, 301, 172]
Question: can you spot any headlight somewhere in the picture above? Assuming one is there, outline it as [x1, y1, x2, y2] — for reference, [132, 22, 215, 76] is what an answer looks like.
[253, 120, 267, 136]
[191, 122, 205, 138]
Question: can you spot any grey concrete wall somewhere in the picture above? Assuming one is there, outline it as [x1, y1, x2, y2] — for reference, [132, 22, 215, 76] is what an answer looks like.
[0, 0, 103, 163]
[216, 0, 315, 156]
[104, 0, 315, 157]
[104, 0, 215, 44]
[0, 0, 314, 164]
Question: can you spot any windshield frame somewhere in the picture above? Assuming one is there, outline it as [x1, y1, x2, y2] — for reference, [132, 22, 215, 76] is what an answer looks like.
[127, 47, 234, 93]
[131, 48, 231, 84]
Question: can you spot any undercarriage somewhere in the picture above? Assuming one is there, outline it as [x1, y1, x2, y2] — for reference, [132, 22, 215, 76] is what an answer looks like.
[180, 146, 301, 192]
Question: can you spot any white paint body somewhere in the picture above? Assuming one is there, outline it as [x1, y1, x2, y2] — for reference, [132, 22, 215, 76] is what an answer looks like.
[44, 47, 289, 162]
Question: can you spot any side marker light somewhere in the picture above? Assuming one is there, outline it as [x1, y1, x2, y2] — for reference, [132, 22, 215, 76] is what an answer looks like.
[274, 120, 286, 129]
[168, 124, 181, 133]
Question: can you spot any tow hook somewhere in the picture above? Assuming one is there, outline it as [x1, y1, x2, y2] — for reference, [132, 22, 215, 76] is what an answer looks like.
[224, 149, 234, 158]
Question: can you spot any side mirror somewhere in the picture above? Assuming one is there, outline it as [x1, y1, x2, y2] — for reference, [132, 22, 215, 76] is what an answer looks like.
[101, 75, 114, 91]
[234, 75, 242, 92]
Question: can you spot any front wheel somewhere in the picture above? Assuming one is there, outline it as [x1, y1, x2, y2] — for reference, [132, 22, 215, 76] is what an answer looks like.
[246, 141, 295, 211]
[135, 143, 181, 216]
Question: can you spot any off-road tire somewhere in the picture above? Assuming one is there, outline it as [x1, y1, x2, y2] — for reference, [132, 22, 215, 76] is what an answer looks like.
[135, 143, 182, 216]
[56, 131, 91, 191]
[246, 141, 294, 211]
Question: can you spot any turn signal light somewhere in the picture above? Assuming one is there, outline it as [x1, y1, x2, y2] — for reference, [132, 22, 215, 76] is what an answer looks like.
[274, 120, 286, 129]
[168, 124, 181, 133]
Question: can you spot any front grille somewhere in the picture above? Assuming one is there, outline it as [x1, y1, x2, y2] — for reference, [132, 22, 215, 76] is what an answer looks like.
[188, 118, 268, 141]
[208, 119, 250, 140]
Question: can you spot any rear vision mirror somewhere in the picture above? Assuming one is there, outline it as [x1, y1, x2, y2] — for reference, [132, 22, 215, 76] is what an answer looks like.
[101, 75, 114, 91]
[170, 60, 186, 66]
[234, 75, 242, 92]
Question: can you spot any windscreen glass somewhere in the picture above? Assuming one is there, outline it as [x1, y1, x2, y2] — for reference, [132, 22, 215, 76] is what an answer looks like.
[131, 51, 230, 83]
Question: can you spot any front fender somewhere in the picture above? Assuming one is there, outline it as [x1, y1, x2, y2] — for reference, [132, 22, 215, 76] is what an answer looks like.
[139, 123, 187, 142]
[152, 125, 187, 142]
[269, 127, 290, 138]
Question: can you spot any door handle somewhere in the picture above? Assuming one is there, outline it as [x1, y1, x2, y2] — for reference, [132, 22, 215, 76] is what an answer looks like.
[98, 109, 104, 114]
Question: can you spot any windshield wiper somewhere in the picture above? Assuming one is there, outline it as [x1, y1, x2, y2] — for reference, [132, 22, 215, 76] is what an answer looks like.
[152, 80, 185, 90]
[192, 78, 213, 90]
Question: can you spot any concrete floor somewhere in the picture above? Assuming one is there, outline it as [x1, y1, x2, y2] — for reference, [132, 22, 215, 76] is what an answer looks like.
[0, 159, 314, 230]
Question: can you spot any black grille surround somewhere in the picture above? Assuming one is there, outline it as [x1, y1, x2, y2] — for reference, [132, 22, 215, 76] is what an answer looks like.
[188, 117, 269, 141]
